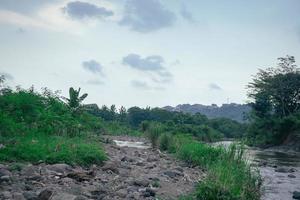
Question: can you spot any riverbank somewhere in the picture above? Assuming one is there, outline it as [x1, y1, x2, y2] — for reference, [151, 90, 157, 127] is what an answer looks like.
[0, 135, 204, 200]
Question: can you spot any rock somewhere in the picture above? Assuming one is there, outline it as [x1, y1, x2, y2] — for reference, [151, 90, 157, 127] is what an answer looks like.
[174, 167, 184, 172]
[46, 164, 73, 174]
[74, 196, 88, 200]
[38, 189, 53, 200]
[23, 191, 38, 200]
[121, 156, 135, 162]
[0, 167, 12, 177]
[51, 192, 77, 200]
[116, 189, 127, 198]
[142, 188, 156, 197]
[293, 191, 300, 199]
[0, 144, 5, 149]
[289, 168, 297, 173]
[163, 170, 183, 178]
[133, 179, 150, 187]
[67, 171, 94, 182]
[21, 165, 39, 177]
[102, 162, 119, 174]
[13, 193, 25, 200]
[288, 174, 296, 178]
[0, 175, 10, 182]
[1, 191, 12, 199]
[275, 168, 289, 173]
[147, 155, 158, 162]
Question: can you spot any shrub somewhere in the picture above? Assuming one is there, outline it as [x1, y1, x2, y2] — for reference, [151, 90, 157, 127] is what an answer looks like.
[146, 123, 163, 148]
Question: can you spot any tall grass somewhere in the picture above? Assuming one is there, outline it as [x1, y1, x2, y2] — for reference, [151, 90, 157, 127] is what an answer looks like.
[0, 133, 106, 166]
[162, 135, 261, 200]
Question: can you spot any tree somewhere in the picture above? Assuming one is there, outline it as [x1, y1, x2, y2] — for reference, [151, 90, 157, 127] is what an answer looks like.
[247, 55, 300, 145]
[63, 87, 88, 111]
[248, 55, 300, 118]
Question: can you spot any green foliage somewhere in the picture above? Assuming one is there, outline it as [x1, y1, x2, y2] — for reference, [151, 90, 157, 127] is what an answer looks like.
[146, 123, 163, 148]
[159, 133, 171, 151]
[0, 84, 106, 166]
[247, 55, 300, 145]
[63, 87, 88, 112]
[158, 134, 261, 200]
[0, 134, 106, 166]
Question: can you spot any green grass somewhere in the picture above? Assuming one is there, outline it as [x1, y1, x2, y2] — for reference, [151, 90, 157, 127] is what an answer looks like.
[0, 133, 106, 166]
[162, 134, 261, 200]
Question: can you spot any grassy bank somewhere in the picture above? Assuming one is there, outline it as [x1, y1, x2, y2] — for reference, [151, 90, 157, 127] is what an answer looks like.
[146, 125, 261, 200]
[0, 85, 106, 166]
[0, 134, 106, 166]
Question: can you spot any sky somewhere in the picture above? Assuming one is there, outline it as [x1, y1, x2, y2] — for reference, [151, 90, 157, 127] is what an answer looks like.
[0, 0, 300, 108]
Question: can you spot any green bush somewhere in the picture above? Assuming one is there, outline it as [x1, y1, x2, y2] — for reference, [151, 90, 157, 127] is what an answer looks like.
[146, 123, 163, 148]
[0, 134, 106, 166]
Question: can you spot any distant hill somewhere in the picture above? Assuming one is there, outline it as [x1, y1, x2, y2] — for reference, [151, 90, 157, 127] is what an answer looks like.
[162, 103, 251, 122]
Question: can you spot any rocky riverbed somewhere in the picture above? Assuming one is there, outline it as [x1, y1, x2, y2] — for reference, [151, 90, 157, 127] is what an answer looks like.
[0, 136, 204, 200]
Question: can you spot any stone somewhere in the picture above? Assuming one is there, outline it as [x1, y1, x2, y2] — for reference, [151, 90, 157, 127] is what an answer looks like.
[46, 164, 73, 174]
[1, 191, 12, 199]
[67, 171, 94, 182]
[13, 193, 25, 200]
[102, 162, 119, 174]
[147, 155, 158, 162]
[142, 188, 156, 197]
[121, 156, 135, 162]
[275, 168, 289, 173]
[23, 191, 38, 200]
[133, 179, 150, 187]
[0, 167, 12, 177]
[163, 170, 183, 178]
[293, 191, 300, 199]
[0, 175, 10, 182]
[288, 174, 296, 178]
[51, 192, 77, 200]
[38, 189, 53, 200]
[116, 189, 127, 198]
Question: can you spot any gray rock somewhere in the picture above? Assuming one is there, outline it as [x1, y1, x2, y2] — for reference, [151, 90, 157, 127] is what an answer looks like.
[293, 191, 300, 199]
[275, 168, 289, 173]
[147, 155, 158, 162]
[38, 189, 53, 200]
[51, 192, 77, 200]
[0, 167, 12, 177]
[13, 193, 25, 200]
[121, 156, 135, 162]
[142, 188, 156, 197]
[46, 164, 73, 174]
[102, 162, 119, 174]
[288, 174, 296, 178]
[23, 191, 38, 200]
[163, 170, 183, 178]
[0, 175, 10, 182]
[133, 179, 150, 187]
[116, 189, 127, 198]
[1, 191, 12, 199]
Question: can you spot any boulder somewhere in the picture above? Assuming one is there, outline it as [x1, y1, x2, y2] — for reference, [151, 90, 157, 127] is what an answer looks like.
[163, 170, 183, 178]
[38, 189, 53, 200]
[293, 191, 300, 199]
[133, 179, 150, 187]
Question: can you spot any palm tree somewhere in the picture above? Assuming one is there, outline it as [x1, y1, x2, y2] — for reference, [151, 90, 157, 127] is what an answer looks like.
[63, 87, 88, 111]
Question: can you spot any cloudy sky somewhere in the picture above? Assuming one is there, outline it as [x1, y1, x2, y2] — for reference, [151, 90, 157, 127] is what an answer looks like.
[0, 0, 300, 108]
